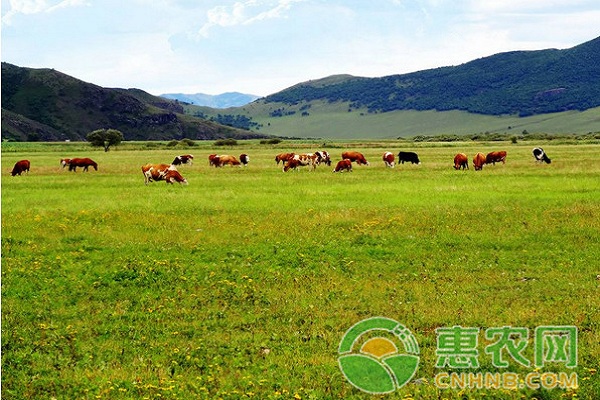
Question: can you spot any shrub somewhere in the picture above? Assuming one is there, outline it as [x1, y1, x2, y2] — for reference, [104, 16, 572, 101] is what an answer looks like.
[214, 138, 238, 146]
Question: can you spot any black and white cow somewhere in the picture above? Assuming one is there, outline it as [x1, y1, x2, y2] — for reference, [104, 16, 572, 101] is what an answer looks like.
[172, 154, 194, 166]
[532, 148, 551, 164]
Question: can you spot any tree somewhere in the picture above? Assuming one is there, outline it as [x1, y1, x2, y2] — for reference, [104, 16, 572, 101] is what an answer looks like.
[86, 129, 124, 152]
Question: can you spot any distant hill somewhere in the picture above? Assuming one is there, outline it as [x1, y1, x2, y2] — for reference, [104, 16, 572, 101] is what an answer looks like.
[160, 92, 260, 108]
[264, 36, 600, 116]
[1, 62, 269, 142]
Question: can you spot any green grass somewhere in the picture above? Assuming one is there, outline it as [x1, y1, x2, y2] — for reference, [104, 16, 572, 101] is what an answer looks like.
[2, 141, 599, 399]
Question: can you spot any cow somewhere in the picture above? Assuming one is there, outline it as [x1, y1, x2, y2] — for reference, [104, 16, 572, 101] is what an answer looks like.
[283, 153, 317, 172]
[172, 154, 194, 166]
[453, 153, 469, 170]
[216, 155, 241, 167]
[341, 151, 369, 166]
[533, 148, 551, 164]
[141, 164, 188, 185]
[473, 152, 486, 171]
[333, 159, 353, 173]
[240, 154, 250, 166]
[208, 154, 220, 167]
[62, 157, 98, 172]
[485, 151, 507, 165]
[275, 153, 295, 165]
[397, 151, 421, 165]
[382, 152, 395, 168]
[315, 151, 331, 166]
[11, 160, 30, 176]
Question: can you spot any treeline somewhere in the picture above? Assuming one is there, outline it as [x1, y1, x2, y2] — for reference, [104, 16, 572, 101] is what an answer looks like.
[409, 131, 600, 142]
[193, 111, 262, 130]
[264, 37, 600, 117]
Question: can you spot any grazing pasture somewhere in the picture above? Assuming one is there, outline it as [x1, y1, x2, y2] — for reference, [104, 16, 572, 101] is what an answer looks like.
[2, 141, 599, 399]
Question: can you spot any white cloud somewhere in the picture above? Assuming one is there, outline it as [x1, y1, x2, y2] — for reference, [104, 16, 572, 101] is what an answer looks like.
[2, 0, 88, 25]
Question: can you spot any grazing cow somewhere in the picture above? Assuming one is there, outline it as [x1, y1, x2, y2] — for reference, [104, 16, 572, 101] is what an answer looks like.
[275, 152, 295, 165]
[315, 151, 331, 166]
[172, 154, 194, 166]
[141, 164, 188, 185]
[333, 159, 353, 173]
[341, 151, 369, 166]
[283, 153, 317, 172]
[62, 157, 98, 172]
[485, 151, 507, 165]
[473, 152, 486, 171]
[382, 152, 395, 168]
[533, 148, 551, 164]
[216, 155, 241, 167]
[240, 154, 250, 166]
[11, 160, 30, 176]
[453, 153, 469, 170]
[397, 151, 421, 165]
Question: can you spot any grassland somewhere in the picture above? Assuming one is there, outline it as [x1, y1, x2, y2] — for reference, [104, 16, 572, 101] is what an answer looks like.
[2, 141, 599, 399]
[193, 101, 600, 139]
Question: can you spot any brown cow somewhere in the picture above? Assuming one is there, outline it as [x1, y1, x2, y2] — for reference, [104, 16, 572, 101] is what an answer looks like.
[453, 153, 469, 170]
[240, 154, 250, 166]
[208, 154, 220, 167]
[333, 159, 353, 173]
[62, 157, 98, 172]
[473, 152, 486, 171]
[11, 160, 30, 176]
[217, 155, 241, 167]
[141, 164, 188, 185]
[172, 154, 194, 166]
[382, 152, 395, 168]
[283, 153, 317, 172]
[486, 151, 507, 165]
[275, 152, 295, 165]
[342, 151, 369, 165]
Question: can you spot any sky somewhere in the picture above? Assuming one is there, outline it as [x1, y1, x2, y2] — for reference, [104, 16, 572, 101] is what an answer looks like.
[2, 1, 600, 97]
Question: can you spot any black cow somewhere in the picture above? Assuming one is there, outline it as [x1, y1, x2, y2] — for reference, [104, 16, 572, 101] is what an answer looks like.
[533, 148, 551, 164]
[397, 151, 421, 164]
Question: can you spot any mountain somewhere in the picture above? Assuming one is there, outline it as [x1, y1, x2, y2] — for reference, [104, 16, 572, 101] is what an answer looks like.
[160, 92, 260, 108]
[1, 62, 269, 142]
[263, 37, 600, 116]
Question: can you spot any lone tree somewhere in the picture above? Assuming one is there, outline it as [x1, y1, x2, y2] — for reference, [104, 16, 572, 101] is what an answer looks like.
[87, 129, 124, 152]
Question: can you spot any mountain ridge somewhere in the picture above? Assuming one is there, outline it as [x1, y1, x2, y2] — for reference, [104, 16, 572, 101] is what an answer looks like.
[160, 92, 260, 108]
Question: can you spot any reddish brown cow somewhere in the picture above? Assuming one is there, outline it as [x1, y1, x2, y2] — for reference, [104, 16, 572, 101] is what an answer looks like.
[11, 160, 30, 176]
[62, 157, 98, 172]
[275, 153, 295, 165]
[333, 159, 353, 173]
[453, 153, 469, 170]
[240, 154, 250, 166]
[217, 155, 241, 166]
[486, 151, 507, 165]
[141, 164, 188, 185]
[283, 154, 317, 172]
[382, 152, 395, 168]
[172, 154, 194, 166]
[208, 154, 220, 167]
[473, 152, 486, 171]
[342, 151, 369, 166]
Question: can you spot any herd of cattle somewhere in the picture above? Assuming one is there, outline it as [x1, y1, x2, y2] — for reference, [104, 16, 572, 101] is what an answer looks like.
[9, 147, 552, 184]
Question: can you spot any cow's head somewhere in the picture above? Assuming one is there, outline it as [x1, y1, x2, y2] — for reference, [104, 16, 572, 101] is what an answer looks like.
[60, 159, 70, 168]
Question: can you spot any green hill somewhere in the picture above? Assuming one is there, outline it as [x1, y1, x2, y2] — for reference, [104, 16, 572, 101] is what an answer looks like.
[1, 63, 269, 142]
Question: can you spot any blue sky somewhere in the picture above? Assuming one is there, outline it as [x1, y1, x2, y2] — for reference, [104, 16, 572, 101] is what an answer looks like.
[2, 1, 599, 96]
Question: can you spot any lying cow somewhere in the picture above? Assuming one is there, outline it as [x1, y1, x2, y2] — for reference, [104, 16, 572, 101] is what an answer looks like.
[533, 148, 551, 164]
[342, 151, 369, 166]
[397, 151, 421, 165]
[61, 157, 98, 172]
[11, 160, 30, 176]
[141, 164, 188, 185]
[453, 153, 469, 170]
[486, 151, 507, 165]
[333, 159, 353, 173]
[383, 152, 395, 168]
[473, 152, 486, 171]
[216, 155, 241, 167]
[172, 154, 194, 166]
[275, 153, 295, 165]
[209, 154, 220, 167]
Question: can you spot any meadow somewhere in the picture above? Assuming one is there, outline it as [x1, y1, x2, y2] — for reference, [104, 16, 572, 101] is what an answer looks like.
[2, 140, 599, 399]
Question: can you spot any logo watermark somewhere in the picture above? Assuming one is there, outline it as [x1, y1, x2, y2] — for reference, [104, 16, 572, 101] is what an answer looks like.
[339, 319, 578, 394]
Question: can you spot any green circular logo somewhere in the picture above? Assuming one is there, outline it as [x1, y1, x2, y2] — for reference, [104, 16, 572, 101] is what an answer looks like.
[338, 317, 420, 394]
